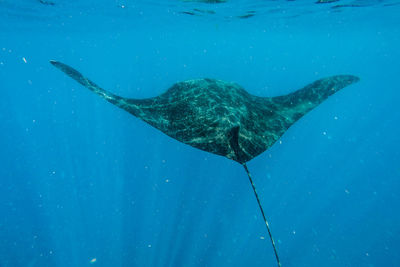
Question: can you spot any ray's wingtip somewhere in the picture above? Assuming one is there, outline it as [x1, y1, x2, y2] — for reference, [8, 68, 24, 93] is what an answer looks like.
[348, 75, 360, 86]
[49, 60, 66, 70]
[335, 74, 360, 85]
[350, 75, 360, 83]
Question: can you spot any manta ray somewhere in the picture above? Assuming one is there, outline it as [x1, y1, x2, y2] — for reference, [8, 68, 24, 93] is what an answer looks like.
[50, 60, 359, 266]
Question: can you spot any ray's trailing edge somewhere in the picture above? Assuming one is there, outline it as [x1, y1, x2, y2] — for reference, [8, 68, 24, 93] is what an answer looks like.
[50, 60, 359, 266]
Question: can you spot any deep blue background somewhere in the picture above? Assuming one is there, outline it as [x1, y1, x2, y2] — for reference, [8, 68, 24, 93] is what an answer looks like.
[0, 1, 399, 266]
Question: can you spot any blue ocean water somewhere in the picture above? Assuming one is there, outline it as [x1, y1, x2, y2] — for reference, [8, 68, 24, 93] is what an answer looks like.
[0, 0, 399, 266]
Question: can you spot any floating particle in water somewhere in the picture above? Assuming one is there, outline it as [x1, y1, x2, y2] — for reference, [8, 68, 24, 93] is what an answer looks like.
[90, 258, 97, 264]
[22, 57, 27, 63]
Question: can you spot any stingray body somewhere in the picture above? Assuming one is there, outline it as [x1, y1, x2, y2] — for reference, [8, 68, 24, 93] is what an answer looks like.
[50, 60, 359, 266]
[50, 61, 358, 163]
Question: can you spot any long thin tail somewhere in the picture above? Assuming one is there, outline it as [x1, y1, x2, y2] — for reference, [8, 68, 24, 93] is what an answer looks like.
[243, 163, 281, 267]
